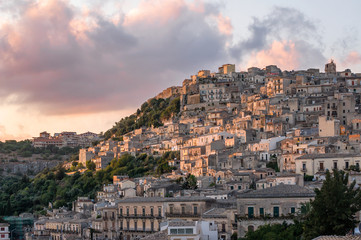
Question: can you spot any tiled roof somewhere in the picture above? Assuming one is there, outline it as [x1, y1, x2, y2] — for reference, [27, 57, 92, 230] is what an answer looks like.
[202, 208, 227, 218]
[237, 184, 315, 198]
[296, 153, 360, 160]
[168, 221, 196, 227]
[140, 230, 167, 240]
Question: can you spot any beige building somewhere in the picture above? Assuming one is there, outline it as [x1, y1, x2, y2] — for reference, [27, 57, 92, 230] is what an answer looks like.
[237, 184, 315, 237]
[318, 116, 340, 137]
[295, 153, 361, 176]
[94, 197, 215, 240]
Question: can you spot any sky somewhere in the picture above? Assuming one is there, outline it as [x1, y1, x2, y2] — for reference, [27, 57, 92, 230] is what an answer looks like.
[0, 0, 361, 141]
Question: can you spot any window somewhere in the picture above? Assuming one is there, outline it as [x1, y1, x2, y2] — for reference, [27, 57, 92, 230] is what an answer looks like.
[143, 208, 145, 216]
[120, 222, 123, 230]
[134, 207, 137, 216]
[248, 226, 254, 232]
[150, 208, 154, 216]
[346, 161, 349, 169]
[259, 208, 264, 217]
[273, 207, 279, 217]
[320, 162, 324, 170]
[158, 207, 162, 216]
[181, 206, 185, 214]
[127, 221, 129, 230]
[193, 206, 198, 215]
[134, 221, 137, 231]
[248, 207, 254, 218]
[170, 205, 174, 214]
[291, 207, 296, 214]
[151, 222, 154, 231]
[126, 208, 129, 216]
[334, 161, 338, 169]
[143, 222, 146, 231]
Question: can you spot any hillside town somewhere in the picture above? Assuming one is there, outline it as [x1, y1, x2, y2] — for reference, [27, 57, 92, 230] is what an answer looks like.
[7, 61, 361, 240]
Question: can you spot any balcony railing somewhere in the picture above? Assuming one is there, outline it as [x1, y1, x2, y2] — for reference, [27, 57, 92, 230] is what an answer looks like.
[119, 229, 155, 233]
[118, 214, 162, 219]
[300, 168, 307, 172]
[166, 213, 200, 218]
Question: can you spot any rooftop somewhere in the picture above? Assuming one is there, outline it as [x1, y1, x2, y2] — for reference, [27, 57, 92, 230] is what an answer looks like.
[237, 184, 315, 198]
[296, 153, 360, 160]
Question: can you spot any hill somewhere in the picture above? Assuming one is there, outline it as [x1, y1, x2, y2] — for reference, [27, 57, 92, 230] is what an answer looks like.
[104, 97, 180, 140]
[0, 151, 179, 216]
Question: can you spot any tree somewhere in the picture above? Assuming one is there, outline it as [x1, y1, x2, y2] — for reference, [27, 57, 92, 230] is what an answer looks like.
[182, 174, 197, 190]
[55, 167, 66, 180]
[244, 221, 303, 240]
[86, 160, 96, 171]
[303, 169, 361, 239]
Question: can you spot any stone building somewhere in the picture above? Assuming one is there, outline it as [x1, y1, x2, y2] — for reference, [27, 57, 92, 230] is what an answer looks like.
[236, 184, 315, 237]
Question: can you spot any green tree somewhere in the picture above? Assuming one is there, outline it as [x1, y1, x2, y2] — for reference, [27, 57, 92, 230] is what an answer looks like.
[86, 160, 96, 171]
[244, 221, 303, 240]
[55, 167, 66, 180]
[303, 169, 361, 239]
[182, 174, 197, 190]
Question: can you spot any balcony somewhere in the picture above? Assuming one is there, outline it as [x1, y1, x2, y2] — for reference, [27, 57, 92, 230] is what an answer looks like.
[166, 213, 200, 218]
[119, 214, 162, 219]
[300, 168, 307, 172]
[119, 229, 155, 233]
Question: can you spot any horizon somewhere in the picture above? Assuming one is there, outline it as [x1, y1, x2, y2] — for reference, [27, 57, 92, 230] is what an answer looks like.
[1, 0, 361, 141]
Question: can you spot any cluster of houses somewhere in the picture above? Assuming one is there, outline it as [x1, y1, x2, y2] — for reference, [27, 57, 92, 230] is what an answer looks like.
[32, 131, 100, 148]
[28, 61, 361, 239]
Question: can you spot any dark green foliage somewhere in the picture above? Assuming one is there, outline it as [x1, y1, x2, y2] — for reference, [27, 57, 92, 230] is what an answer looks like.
[0, 151, 179, 215]
[303, 169, 361, 239]
[303, 175, 314, 181]
[181, 174, 197, 190]
[104, 97, 180, 139]
[0, 140, 79, 158]
[86, 160, 96, 171]
[349, 165, 360, 172]
[266, 161, 279, 172]
[244, 221, 304, 240]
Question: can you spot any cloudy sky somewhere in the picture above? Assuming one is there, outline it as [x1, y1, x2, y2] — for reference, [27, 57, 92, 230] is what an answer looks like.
[0, 0, 360, 140]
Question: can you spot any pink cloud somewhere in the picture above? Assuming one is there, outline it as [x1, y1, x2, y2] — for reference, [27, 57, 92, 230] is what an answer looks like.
[216, 13, 233, 36]
[124, 0, 186, 26]
[342, 51, 361, 66]
[246, 40, 300, 70]
[0, 0, 228, 116]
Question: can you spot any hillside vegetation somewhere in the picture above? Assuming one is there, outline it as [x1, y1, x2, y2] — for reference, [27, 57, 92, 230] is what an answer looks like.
[0, 151, 179, 216]
[104, 97, 180, 140]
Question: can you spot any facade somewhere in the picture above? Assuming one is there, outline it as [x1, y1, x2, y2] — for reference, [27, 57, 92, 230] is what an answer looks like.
[237, 184, 315, 237]
[295, 154, 361, 176]
[0, 223, 10, 240]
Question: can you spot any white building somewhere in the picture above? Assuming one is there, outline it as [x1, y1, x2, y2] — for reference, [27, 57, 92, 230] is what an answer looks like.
[161, 220, 218, 240]
[0, 223, 10, 240]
